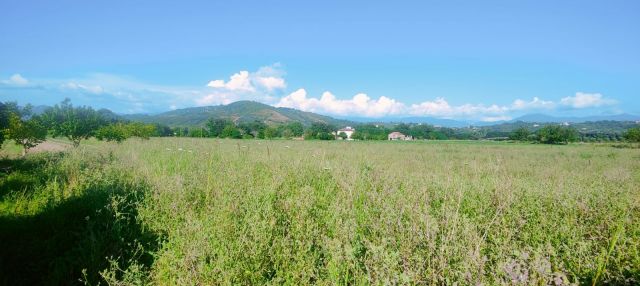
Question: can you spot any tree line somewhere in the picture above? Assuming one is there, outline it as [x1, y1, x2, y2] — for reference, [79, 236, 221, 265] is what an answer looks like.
[2, 99, 638, 154]
[0, 99, 156, 155]
[508, 125, 640, 144]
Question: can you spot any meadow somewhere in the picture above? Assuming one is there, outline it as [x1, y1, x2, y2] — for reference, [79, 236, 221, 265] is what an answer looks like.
[1, 138, 638, 285]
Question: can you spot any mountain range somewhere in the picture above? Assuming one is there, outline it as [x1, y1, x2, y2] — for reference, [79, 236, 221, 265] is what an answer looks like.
[31, 100, 640, 128]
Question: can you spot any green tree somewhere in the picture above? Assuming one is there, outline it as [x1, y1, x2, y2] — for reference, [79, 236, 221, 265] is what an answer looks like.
[42, 99, 106, 147]
[338, 131, 348, 140]
[95, 123, 129, 143]
[286, 122, 304, 137]
[536, 125, 577, 144]
[623, 127, 640, 143]
[126, 122, 156, 139]
[509, 127, 531, 141]
[6, 113, 47, 156]
[263, 127, 278, 139]
[221, 125, 241, 139]
[305, 122, 335, 140]
[206, 118, 233, 138]
[0, 102, 14, 147]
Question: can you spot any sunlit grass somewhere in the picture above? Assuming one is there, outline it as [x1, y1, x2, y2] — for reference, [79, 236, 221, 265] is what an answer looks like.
[110, 138, 639, 284]
[1, 138, 638, 284]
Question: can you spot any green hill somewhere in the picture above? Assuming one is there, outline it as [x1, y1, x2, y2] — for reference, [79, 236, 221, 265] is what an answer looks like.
[122, 101, 353, 127]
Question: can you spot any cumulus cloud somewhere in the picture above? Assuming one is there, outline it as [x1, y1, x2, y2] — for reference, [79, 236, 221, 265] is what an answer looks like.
[560, 92, 617, 108]
[276, 89, 405, 117]
[198, 64, 287, 106]
[205, 64, 286, 92]
[409, 98, 508, 118]
[511, 97, 555, 110]
[2, 74, 29, 85]
[1, 64, 621, 120]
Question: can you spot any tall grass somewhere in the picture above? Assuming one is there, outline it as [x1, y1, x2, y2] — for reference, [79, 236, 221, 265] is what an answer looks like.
[112, 138, 639, 285]
[1, 138, 638, 284]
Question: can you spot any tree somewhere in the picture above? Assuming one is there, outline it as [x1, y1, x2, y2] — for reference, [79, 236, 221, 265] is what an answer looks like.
[536, 125, 577, 144]
[221, 124, 241, 139]
[286, 122, 304, 137]
[338, 131, 348, 140]
[95, 123, 129, 143]
[305, 122, 336, 140]
[206, 118, 233, 138]
[509, 127, 530, 141]
[6, 113, 47, 156]
[0, 102, 13, 147]
[42, 99, 106, 147]
[623, 127, 640, 143]
[263, 127, 278, 139]
[126, 122, 155, 139]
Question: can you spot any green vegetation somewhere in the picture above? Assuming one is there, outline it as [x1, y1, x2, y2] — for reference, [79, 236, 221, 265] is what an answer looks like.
[41, 99, 108, 147]
[1, 139, 638, 284]
[624, 127, 640, 143]
[1, 99, 640, 284]
[5, 112, 47, 156]
[0, 150, 158, 285]
[95, 122, 156, 143]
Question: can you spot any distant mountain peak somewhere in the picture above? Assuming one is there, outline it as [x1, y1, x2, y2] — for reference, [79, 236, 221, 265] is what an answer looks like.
[122, 100, 353, 127]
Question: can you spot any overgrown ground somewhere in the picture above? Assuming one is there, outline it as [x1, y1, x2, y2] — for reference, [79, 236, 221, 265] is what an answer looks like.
[0, 138, 638, 285]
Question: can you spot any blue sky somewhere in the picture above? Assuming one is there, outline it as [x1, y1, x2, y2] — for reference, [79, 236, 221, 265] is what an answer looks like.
[1, 0, 638, 121]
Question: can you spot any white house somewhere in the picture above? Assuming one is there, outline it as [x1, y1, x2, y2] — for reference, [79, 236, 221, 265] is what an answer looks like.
[388, 131, 413, 141]
[337, 126, 355, 140]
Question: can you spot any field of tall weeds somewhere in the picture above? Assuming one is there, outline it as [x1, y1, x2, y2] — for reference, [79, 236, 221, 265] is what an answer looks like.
[1, 138, 639, 285]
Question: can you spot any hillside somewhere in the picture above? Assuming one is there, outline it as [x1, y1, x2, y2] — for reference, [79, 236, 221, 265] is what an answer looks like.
[122, 101, 353, 127]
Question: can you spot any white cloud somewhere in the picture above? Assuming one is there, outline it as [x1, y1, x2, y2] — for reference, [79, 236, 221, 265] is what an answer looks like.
[255, 76, 286, 91]
[206, 80, 225, 88]
[409, 98, 508, 118]
[276, 89, 405, 117]
[206, 70, 254, 92]
[206, 64, 286, 92]
[560, 92, 616, 108]
[3, 74, 29, 85]
[511, 97, 555, 110]
[61, 82, 104, 94]
[196, 92, 237, 105]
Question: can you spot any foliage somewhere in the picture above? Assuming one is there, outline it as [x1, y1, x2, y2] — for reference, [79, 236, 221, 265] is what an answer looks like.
[623, 126, 640, 143]
[509, 127, 531, 141]
[96, 123, 129, 143]
[96, 122, 157, 143]
[305, 122, 336, 140]
[41, 99, 107, 147]
[206, 118, 233, 138]
[536, 125, 578, 144]
[0, 151, 158, 285]
[221, 124, 241, 139]
[5, 113, 48, 156]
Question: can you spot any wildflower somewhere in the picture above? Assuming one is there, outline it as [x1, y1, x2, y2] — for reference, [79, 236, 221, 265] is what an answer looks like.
[178, 148, 183, 151]
[285, 146, 290, 148]
[85, 216, 90, 221]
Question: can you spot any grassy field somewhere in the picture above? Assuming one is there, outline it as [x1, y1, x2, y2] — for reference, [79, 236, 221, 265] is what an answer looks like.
[1, 138, 639, 285]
